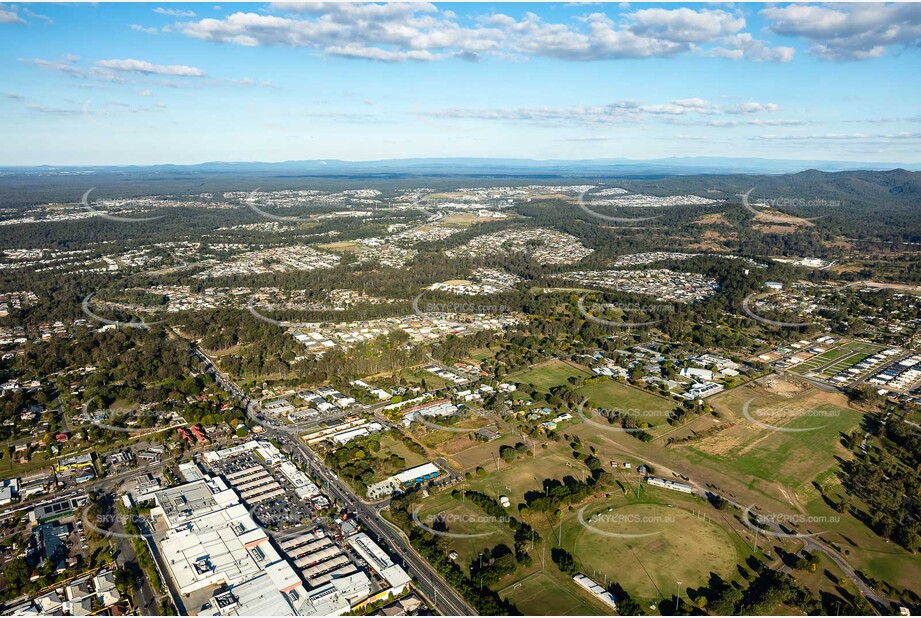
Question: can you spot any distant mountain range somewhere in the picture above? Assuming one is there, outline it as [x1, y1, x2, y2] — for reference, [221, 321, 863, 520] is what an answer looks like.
[4, 156, 920, 176]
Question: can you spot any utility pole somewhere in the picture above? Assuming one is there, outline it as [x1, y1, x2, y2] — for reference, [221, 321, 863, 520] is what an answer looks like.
[675, 581, 682, 613]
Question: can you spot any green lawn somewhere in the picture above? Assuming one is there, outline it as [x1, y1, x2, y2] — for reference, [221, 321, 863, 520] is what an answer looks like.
[499, 571, 609, 616]
[576, 380, 675, 426]
[461, 443, 592, 513]
[378, 435, 428, 470]
[400, 367, 450, 389]
[566, 500, 743, 603]
[509, 359, 591, 393]
[412, 492, 516, 570]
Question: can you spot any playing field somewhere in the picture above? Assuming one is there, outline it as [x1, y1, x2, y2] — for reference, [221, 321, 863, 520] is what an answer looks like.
[499, 572, 608, 616]
[576, 380, 675, 426]
[509, 359, 592, 392]
[567, 502, 742, 602]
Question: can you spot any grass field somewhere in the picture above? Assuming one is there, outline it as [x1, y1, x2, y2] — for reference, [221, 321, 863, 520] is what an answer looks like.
[400, 367, 450, 389]
[499, 572, 608, 616]
[509, 359, 591, 393]
[462, 442, 591, 513]
[412, 492, 516, 569]
[576, 380, 675, 426]
[410, 416, 494, 451]
[441, 213, 481, 228]
[566, 500, 743, 603]
[821, 353, 870, 377]
[317, 240, 360, 253]
[467, 347, 496, 362]
[377, 435, 428, 470]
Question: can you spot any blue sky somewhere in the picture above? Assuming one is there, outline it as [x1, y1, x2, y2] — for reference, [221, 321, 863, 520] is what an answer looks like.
[2, 2, 920, 165]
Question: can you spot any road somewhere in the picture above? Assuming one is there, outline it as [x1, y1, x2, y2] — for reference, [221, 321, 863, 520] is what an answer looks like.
[109, 513, 159, 615]
[194, 344, 478, 616]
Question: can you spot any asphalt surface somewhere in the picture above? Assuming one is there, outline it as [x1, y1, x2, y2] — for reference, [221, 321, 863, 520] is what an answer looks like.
[110, 515, 159, 615]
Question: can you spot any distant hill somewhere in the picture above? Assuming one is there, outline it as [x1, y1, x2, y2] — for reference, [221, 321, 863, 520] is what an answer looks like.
[3, 156, 919, 176]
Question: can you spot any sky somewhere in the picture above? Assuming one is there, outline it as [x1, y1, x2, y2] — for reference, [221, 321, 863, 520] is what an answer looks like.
[2, 2, 921, 166]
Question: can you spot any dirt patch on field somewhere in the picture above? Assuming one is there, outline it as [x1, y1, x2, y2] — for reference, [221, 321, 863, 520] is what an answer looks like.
[695, 378, 853, 458]
[690, 430, 741, 457]
[760, 376, 807, 397]
[754, 210, 816, 227]
[687, 229, 737, 251]
[693, 213, 732, 226]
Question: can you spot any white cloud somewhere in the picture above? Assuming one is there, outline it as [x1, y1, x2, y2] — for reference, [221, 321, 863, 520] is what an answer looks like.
[755, 132, 921, 141]
[707, 119, 808, 127]
[153, 7, 197, 18]
[0, 4, 25, 24]
[138, 89, 153, 97]
[26, 104, 84, 115]
[761, 4, 921, 61]
[729, 101, 779, 114]
[326, 45, 439, 62]
[422, 97, 783, 126]
[708, 33, 794, 62]
[21, 7, 53, 24]
[422, 101, 643, 125]
[21, 56, 119, 81]
[642, 97, 714, 115]
[96, 58, 206, 77]
[555, 135, 612, 142]
[131, 24, 160, 34]
[627, 7, 744, 43]
[173, 4, 798, 63]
